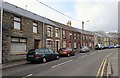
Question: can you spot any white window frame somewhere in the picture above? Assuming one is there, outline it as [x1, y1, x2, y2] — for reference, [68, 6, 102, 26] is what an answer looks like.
[14, 16, 21, 30]
[63, 41, 66, 48]
[63, 30, 66, 38]
[33, 22, 38, 33]
[11, 37, 27, 53]
[55, 28, 59, 38]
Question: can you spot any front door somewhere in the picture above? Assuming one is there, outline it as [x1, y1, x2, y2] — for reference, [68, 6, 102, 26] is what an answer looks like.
[34, 40, 40, 49]
[56, 41, 59, 52]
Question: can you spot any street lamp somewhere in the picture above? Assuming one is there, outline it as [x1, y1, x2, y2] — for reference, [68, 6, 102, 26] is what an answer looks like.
[81, 20, 89, 47]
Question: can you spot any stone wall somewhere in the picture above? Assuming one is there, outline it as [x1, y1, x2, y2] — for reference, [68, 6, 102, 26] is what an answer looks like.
[2, 11, 43, 63]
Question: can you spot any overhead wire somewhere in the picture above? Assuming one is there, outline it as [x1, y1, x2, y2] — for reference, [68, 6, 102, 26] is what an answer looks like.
[36, 0, 81, 22]
[35, 0, 101, 31]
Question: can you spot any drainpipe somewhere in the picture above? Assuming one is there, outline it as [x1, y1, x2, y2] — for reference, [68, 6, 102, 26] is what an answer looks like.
[0, 0, 3, 64]
[42, 19, 45, 48]
[60, 28, 62, 48]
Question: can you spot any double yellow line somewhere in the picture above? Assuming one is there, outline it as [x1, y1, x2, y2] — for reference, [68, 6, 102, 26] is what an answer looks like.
[96, 52, 113, 78]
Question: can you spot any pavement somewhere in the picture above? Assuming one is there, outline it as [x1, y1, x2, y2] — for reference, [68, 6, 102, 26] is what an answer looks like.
[2, 60, 27, 69]
[107, 48, 119, 77]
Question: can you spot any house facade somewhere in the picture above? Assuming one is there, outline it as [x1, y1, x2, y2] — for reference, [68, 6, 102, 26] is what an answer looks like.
[44, 24, 60, 52]
[2, 2, 57, 63]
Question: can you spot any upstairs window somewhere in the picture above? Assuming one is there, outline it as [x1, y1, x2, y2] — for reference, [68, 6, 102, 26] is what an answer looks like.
[78, 34, 80, 40]
[47, 26, 53, 37]
[33, 22, 38, 33]
[55, 28, 59, 38]
[69, 32, 72, 39]
[74, 33, 76, 39]
[47, 27, 51, 37]
[63, 30, 66, 38]
[14, 16, 22, 30]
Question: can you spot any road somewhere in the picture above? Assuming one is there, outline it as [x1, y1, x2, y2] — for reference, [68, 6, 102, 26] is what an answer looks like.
[2, 49, 118, 77]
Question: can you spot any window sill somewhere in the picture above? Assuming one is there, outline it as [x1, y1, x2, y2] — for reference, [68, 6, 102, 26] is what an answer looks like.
[20, 31, 23, 33]
[33, 33, 39, 35]
[10, 52, 27, 55]
[12, 29, 23, 33]
[55, 37, 60, 38]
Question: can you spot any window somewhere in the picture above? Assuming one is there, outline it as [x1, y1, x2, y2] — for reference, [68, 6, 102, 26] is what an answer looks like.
[33, 22, 38, 33]
[63, 30, 66, 38]
[74, 33, 76, 39]
[39, 49, 45, 53]
[44, 49, 50, 54]
[11, 38, 27, 53]
[63, 41, 66, 48]
[85, 35, 87, 40]
[47, 26, 53, 37]
[78, 34, 80, 40]
[69, 32, 72, 39]
[74, 42, 77, 48]
[46, 40, 52, 49]
[48, 49, 53, 54]
[47, 27, 51, 37]
[14, 16, 21, 30]
[55, 28, 59, 37]
[69, 42, 72, 48]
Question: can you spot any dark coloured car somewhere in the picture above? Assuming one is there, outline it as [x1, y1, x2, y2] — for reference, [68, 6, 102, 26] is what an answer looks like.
[58, 48, 75, 56]
[108, 45, 114, 49]
[26, 48, 59, 63]
[80, 46, 90, 53]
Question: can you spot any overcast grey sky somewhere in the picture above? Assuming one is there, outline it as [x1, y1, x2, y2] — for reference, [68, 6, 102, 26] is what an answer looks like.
[3, 0, 119, 32]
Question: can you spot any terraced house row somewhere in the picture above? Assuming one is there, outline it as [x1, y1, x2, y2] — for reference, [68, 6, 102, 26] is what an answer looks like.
[1, 2, 118, 63]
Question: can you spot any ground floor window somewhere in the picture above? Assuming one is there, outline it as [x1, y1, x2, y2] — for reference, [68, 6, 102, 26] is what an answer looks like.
[69, 42, 72, 48]
[46, 40, 53, 49]
[63, 41, 66, 48]
[11, 37, 27, 53]
[74, 42, 77, 48]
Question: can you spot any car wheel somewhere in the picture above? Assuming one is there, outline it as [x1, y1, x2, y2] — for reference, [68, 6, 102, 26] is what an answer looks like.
[56, 56, 59, 60]
[73, 53, 75, 56]
[42, 58, 46, 63]
[67, 54, 70, 57]
[27, 61, 32, 64]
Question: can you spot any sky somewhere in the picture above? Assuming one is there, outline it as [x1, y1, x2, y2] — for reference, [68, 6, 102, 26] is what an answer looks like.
[3, 0, 119, 32]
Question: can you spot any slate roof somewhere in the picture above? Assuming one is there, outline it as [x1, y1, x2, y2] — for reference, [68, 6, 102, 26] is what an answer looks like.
[93, 32, 104, 37]
[2, 2, 58, 27]
[50, 20, 77, 32]
[50, 19, 94, 35]
[73, 27, 94, 35]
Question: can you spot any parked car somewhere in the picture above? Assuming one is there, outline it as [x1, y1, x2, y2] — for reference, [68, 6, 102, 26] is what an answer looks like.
[114, 44, 120, 48]
[80, 46, 90, 53]
[95, 44, 103, 50]
[108, 45, 114, 49]
[26, 48, 59, 63]
[58, 48, 75, 56]
[102, 46, 108, 49]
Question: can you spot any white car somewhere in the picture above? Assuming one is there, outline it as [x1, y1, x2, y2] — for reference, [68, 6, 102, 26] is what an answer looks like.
[80, 46, 90, 52]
